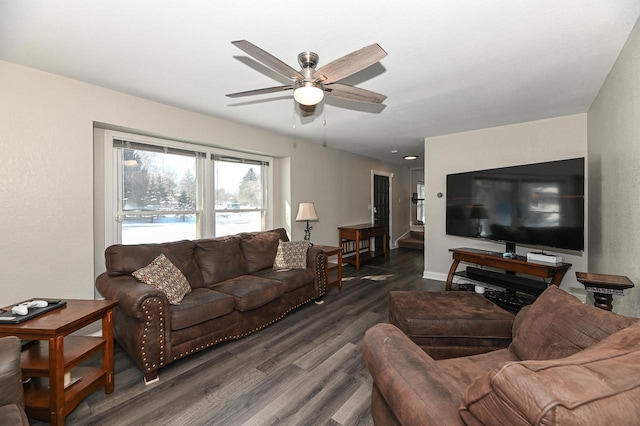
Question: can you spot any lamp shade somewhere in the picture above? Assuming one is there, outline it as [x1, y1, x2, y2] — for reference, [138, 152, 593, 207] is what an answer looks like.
[296, 202, 319, 221]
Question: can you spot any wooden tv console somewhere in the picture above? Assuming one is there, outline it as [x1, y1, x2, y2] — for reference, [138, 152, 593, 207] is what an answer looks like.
[446, 247, 572, 292]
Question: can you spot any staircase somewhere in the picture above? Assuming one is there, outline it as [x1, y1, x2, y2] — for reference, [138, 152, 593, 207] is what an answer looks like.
[398, 230, 424, 250]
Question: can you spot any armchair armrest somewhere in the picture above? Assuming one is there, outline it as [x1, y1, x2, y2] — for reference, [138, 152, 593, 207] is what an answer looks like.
[362, 323, 465, 426]
[0, 336, 24, 409]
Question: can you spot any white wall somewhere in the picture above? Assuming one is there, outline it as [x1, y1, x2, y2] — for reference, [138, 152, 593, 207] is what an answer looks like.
[423, 114, 588, 299]
[588, 17, 640, 317]
[0, 60, 409, 307]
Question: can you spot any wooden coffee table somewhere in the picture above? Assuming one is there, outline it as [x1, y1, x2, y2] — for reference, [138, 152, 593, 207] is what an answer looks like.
[0, 299, 118, 425]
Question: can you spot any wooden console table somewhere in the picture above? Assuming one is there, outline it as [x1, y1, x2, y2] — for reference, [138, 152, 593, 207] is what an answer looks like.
[0, 299, 118, 425]
[446, 247, 572, 292]
[338, 223, 386, 270]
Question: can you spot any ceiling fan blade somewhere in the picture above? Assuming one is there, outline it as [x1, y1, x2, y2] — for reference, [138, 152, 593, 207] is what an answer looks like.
[226, 85, 293, 98]
[232, 40, 304, 81]
[324, 83, 387, 104]
[313, 44, 387, 85]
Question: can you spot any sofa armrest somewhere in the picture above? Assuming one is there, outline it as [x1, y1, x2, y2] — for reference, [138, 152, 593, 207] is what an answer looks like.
[362, 323, 465, 426]
[307, 247, 326, 297]
[96, 273, 168, 319]
[0, 336, 24, 409]
[95, 273, 171, 380]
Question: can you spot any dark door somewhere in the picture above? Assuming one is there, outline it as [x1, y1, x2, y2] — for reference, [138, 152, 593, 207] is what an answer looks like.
[373, 174, 390, 254]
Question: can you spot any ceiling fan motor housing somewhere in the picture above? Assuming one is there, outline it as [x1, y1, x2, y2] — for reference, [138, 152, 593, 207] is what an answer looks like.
[297, 51, 319, 69]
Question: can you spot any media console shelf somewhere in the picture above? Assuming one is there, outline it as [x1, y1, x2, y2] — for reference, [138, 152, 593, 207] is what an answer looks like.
[446, 247, 572, 293]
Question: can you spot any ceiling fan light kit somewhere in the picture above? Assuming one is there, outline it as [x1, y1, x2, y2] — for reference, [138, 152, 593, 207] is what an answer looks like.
[293, 81, 324, 106]
[227, 40, 387, 109]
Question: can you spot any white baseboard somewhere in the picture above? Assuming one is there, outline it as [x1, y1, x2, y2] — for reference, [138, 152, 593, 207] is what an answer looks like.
[422, 270, 447, 281]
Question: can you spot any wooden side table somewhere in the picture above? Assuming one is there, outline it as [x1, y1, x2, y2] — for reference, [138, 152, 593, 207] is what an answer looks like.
[314, 245, 343, 295]
[576, 272, 635, 311]
[0, 299, 118, 425]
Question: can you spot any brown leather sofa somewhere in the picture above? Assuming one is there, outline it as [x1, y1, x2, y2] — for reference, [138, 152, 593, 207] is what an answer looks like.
[0, 336, 29, 426]
[362, 286, 640, 425]
[96, 228, 326, 382]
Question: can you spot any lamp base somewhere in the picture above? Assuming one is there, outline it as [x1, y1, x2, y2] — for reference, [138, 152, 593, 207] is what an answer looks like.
[304, 220, 312, 241]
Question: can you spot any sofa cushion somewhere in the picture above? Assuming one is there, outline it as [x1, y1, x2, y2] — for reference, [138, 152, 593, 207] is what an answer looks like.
[194, 236, 248, 285]
[252, 267, 315, 292]
[437, 348, 518, 396]
[461, 321, 640, 425]
[105, 240, 204, 288]
[273, 240, 310, 270]
[169, 288, 235, 331]
[240, 228, 287, 274]
[132, 254, 191, 305]
[212, 275, 283, 311]
[509, 285, 638, 360]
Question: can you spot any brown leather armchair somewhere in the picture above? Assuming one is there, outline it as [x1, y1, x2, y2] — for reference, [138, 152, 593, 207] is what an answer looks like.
[0, 336, 29, 425]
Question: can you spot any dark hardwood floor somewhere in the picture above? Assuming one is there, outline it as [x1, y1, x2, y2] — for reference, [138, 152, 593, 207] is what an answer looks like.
[33, 248, 443, 426]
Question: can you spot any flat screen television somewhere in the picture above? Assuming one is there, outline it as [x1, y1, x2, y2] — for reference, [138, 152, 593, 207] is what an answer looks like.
[446, 158, 585, 251]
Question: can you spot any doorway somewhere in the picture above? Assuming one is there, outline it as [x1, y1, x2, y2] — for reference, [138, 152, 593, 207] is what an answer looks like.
[372, 171, 392, 250]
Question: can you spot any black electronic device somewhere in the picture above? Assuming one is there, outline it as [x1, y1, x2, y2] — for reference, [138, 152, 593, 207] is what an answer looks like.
[484, 290, 535, 313]
[445, 158, 585, 251]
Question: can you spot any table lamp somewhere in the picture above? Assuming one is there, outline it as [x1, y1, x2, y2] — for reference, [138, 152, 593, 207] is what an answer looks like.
[296, 202, 319, 240]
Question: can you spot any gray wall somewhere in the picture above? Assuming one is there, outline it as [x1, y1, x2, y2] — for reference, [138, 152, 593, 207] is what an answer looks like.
[588, 17, 640, 316]
[423, 114, 588, 299]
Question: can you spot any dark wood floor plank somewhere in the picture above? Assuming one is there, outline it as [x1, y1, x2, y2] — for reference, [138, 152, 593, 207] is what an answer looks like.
[30, 248, 430, 426]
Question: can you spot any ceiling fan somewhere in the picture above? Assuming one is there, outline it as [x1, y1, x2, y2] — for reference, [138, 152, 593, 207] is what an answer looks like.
[226, 40, 387, 109]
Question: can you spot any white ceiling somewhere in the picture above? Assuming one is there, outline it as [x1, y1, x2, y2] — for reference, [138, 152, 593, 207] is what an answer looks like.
[1, 1, 639, 165]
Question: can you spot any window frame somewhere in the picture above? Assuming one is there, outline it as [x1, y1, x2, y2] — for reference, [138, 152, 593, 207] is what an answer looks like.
[101, 130, 273, 247]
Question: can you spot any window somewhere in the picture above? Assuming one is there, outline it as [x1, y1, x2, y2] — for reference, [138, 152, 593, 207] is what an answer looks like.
[115, 140, 203, 244]
[103, 131, 272, 245]
[213, 156, 267, 237]
[416, 182, 425, 225]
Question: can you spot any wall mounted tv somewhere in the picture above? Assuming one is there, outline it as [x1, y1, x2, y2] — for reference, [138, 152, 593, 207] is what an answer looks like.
[446, 158, 585, 251]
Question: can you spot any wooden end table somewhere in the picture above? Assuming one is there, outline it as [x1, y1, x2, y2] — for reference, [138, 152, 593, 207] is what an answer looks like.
[314, 245, 343, 295]
[576, 272, 635, 311]
[0, 299, 118, 425]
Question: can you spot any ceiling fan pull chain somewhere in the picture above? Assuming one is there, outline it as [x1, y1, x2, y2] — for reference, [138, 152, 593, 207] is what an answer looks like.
[323, 103, 327, 127]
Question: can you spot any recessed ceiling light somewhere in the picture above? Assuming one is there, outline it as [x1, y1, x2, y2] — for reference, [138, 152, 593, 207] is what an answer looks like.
[403, 155, 418, 160]
[391, 150, 398, 154]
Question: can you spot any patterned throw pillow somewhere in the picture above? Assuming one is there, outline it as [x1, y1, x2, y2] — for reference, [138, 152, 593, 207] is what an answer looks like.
[273, 240, 311, 270]
[132, 253, 191, 305]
